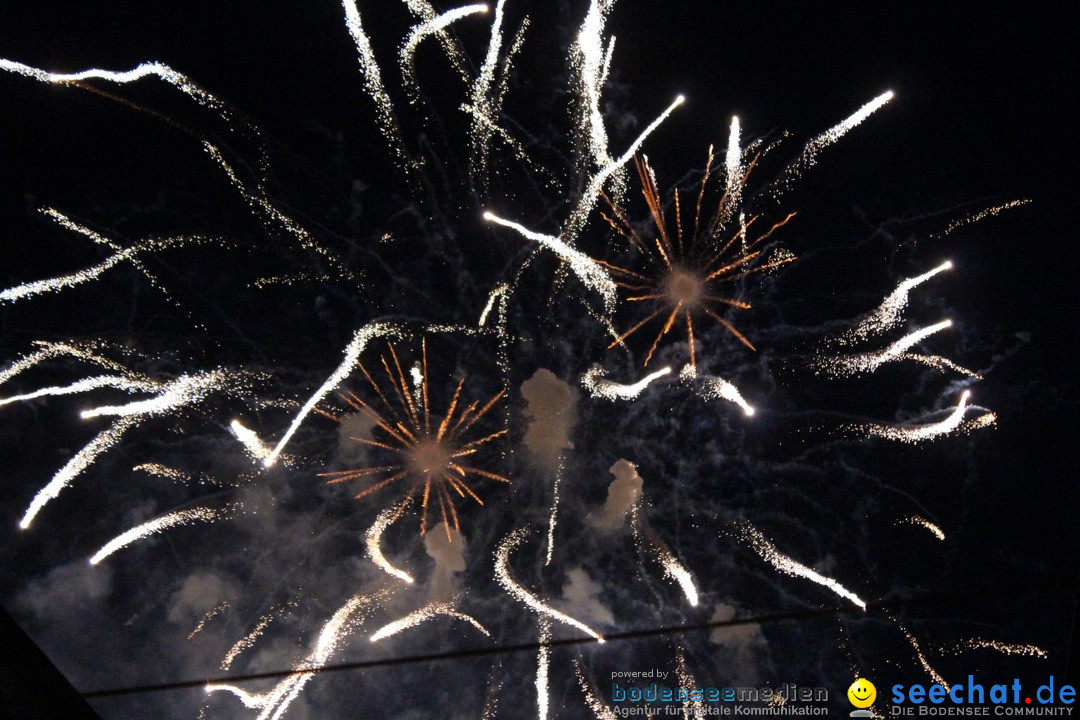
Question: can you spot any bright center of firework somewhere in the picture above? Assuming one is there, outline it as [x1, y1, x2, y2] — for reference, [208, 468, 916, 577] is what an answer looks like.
[663, 268, 704, 308]
[409, 437, 451, 475]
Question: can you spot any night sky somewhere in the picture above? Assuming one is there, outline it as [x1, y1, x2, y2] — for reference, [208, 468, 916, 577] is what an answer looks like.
[0, 3, 1077, 719]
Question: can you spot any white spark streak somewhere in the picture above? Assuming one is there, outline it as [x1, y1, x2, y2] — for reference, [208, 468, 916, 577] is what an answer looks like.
[581, 365, 671, 401]
[675, 647, 705, 718]
[0, 342, 125, 387]
[902, 626, 950, 690]
[843, 261, 952, 344]
[936, 199, 1031, 238]
[0, 59, 228, 113]
[229, 419, 274, 463]
[544, 461, 564, 566]
[89, 505, 236, 565]
[572, 0, 621, 198]
[945, 638, 1047, 658]
[264, 322, 399, 467]
[679, 365, 755, 416]
[820, 320, 977, 377]
[899, 515, 945, 541]
[402, 0, 470, 78]
[468, 0, 509, 177]
[20, 370, 236, 529]
[717, 115, 742, 224]
[737, 522, 866, 609]
[80, 370, 232, 419]
[575, 660, 618, 720]
[479, 284, 509, 327]
[0, 375, 158, 407]
[563, 95, 685, 245]
[536, 617, 551, 720]
[207, 590, 388, 720]
[21, 416, 139, 530]
[495, 528, 604, 642]
[188, 602, 229, 640]
[779, 91, 894, 189]
[656, 545, 699, 607]
[484, 212, 618, 312]
[369, 601, 489, 642]
[366, 508, 415, 584]
[221, 608, 285, 669]
[0, 249, 137, 304]
[401, 4, 488, 98]
[342, 0, 404, 161]
[862, 390, 981, 443]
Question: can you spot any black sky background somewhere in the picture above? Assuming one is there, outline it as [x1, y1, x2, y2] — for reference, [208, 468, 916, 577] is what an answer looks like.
[0, 1, 1077, 716]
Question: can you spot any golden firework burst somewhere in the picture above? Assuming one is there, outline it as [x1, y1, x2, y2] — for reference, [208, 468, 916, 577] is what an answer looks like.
[600, 152, 797, 367]
[319, 340, 507, 540]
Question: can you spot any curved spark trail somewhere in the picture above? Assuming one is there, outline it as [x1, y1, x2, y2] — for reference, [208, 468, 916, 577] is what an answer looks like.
[495, 528, 605, 642]
[342, 0, 405, 162]
[571, 0, 620, 194]
[366, 508, 415, 584]
[899, 515, 946, 541]
[483, 212, 618, 311]
[861, 390, 981, 443]
[19, 370, 238, 529]
[777, 91, 894, 193]
[229, 419, 277, 464]
[843, 261, 953, 344]
[945, 639, 1048, 659]
[468, 0, 509, 178]
[0, 59, 229, 113]
[936, 199, 1032, 238]
[89, 505, 237, 565]
[820, 320, 977, 377]
[581, 365, 671, 401]
[401, 4, 488, 97]
[264, 322, 400, 467]
[679, 366, 755, 416]
[575, 660, 618, 720]
[369, 601, 489, 642]
[207, 590, 389, 720]
[655, 544, 699, 607]
[737, 522, 866, 609]
[222, 606, 289, 670]
[0, 375, 158, 407]
[0, 341, 134, 388]
[80, 370, 234, 419]
[21, 416, 138, 530]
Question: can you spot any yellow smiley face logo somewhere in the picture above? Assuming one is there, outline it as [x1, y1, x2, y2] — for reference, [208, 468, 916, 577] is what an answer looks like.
[847, 678, 877, 708]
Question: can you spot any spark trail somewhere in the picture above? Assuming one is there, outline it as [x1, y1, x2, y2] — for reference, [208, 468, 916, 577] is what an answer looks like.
[841, 261, 952, 344]
[575, 660, 618, 720]
[581, 365, 671, 401]
[20, 369, 239, 529]
[342, 0, 406, 163]
[859, 390, 992, 443]
[679, 366, 755, 416]
[495, 528, 605, 642]
[484, 212, 618, 312]
[89, 504, 238, 565]
[945, 639, 1047, 658]
[775, 91, 894, 195]
[899, 515, 945, 540]
[536, 617, 552, 720]
[264, 322, 399, 467]
[366, 508, 415, 584]
[737, 522, 866, 609]
[369, 601, 489, 642]
[401, 4, 489, 98]
[819, 320, 978, 377]
[207, 589, 390, 720]
[0, 375, 159, 407]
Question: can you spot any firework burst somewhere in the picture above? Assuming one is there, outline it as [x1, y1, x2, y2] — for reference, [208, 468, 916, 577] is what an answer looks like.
[600, 150, 797, 368]
[319, 339, 507, 540]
